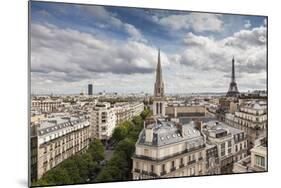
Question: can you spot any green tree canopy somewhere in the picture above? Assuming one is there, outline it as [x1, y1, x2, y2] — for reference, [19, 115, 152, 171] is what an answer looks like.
[88, 139, 105, 162]
[112, 126, 128, 142]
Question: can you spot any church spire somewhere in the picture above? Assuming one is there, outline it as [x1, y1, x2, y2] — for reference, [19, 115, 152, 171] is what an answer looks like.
[153, 48, 166, 117]
[154, 48, 164, 97]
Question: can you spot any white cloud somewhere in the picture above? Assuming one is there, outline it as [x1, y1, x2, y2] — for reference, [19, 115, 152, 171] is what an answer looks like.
[153, 13, 223, 32]
[178, 26, 266, 91]
[79, 5, 145, 42]
[123, 23, 146, 42]
[264, 18, 267, 26]
[244, 20, 251, 28]
[30, 6, 266, 94]
[31, 23, 171, 94]
[224, 26, 266, 49]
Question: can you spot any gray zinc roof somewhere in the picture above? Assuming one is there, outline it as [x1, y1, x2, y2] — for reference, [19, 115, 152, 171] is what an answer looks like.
[138, 120, 205, 147]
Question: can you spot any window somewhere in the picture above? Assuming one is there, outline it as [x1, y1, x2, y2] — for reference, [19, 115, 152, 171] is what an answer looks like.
[136, 161, 139, 169]
[255, 155, 265, 167]
[199, 164, 202, 173]
[151, 165, 154, 173]
[221, 143, 225, 156]
[162, 164, 166, 172]
[228, 140, 232, 147]
[171, 161, 175, 168]
[221, 150, 225, 156]
[240, 133, 243, 140]
[190, 167, 195, 175]
[228, 148, 231, 154]
[180, 158, 184, 165]
[144, 149, 149, 156]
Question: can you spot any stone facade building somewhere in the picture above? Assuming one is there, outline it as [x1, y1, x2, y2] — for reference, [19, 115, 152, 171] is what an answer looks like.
[165, 105, 206, 118]
[31, 115, 90, 181]
[233, 137, 267, 173]
[132, 119, 206, 179]
[90, 102, 116, 141]
[225, 100, 267, 146]
[202, 120, 248, 174]
[114, 102, 144, 125]
[32, 98, 63, 113]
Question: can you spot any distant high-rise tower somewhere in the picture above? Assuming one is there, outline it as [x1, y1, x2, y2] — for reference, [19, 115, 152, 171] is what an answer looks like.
[153, 49, 166, 117]
[88, 84, 93, 95]
[226, 57, 239, 97]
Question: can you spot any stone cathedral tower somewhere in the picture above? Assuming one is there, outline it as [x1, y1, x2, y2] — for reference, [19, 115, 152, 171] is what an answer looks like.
[153, 49, 167, 117]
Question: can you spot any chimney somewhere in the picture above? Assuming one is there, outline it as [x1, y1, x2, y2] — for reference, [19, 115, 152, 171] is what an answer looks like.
[144, 117, 156, 143]
[195, 120, 203, 131]
[145, 126, 153, 143]
[144, 117, 156, 128]
[175, 122, 183, 136]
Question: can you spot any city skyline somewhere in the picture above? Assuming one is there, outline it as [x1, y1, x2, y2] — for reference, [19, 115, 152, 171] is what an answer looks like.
[30, 2, 267, 94]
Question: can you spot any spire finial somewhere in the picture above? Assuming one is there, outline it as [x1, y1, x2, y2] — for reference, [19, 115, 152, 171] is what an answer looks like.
[154, 48, 164, 97]
[158, 48, 161, 63]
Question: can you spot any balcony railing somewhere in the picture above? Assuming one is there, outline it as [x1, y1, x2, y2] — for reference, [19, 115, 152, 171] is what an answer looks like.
[179, 163, 185, 168]
[134, 169, 140, 173]
[160, 171, 167, 176]
[188, 160, 196, 165]
[149, 172, 158, 177]
[133, 144, 205, 162]
[170, 167, 176, 172]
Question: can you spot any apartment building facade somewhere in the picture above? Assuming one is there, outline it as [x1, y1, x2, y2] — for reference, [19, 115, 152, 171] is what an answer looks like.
[31, 115, 90, 181]
[132, 119, 206, 180]
[90, 102, 117, 141]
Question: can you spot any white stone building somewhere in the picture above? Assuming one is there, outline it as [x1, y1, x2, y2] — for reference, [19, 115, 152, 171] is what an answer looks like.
[90, 102, 117, 141]
[225, 100, 267, 130]
[132, 119, 206, 179]
[233, 137, 267, 173]
[114, 102, 144, 125]
[31, 115, 90, 180]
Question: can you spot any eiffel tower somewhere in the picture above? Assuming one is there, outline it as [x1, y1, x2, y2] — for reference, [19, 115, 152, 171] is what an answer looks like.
[226, 57, 239, 97]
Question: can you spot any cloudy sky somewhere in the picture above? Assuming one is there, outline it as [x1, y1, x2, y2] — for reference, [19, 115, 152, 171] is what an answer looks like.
[30, 1, 267, 94]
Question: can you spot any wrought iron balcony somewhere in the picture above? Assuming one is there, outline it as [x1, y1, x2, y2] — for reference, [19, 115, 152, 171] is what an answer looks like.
[149, 172, 158, 177]
[170, 167, 176, 172]
[160, 171, 167, 176]
[134, 168, 140, 173]
[133, 144, 205, 162]
[188, 160, 196, 165]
